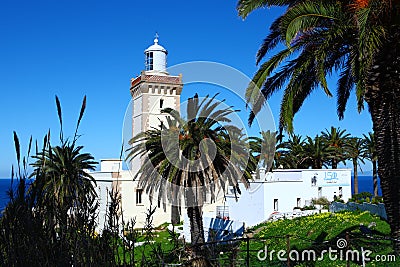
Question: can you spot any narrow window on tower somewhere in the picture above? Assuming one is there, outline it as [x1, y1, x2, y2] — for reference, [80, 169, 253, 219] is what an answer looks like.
[160, 99, 164, 109]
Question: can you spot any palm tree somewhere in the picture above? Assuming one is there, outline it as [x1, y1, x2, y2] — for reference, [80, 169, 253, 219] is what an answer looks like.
[249, 130, 277, 171]
[346, 137, 366, 195]
[321, 127, 351, 169]
[363, 132, 378, 196]
[127, 94, 254, 256]
[301, 135, 332, 169]
[278, 133, 306, 168]
[30, 96, 97, 227]
[32, 142, 97, 217]
[237, 0, 400, 251]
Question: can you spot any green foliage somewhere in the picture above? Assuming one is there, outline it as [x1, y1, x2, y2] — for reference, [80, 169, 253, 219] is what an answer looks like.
[301, 205, 316, 211]
[0, 96, 190, 266]
[372, 196, 384, 204]
[312, 197, 330, 206]
[249, 130, 278, 171]
[238, 0, 400, 252]
[348, 192, 384, 206]
[243, 211, 399, 266]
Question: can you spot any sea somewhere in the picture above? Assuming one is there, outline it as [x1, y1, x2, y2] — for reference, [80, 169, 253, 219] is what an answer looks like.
[0, 175, 382, 214]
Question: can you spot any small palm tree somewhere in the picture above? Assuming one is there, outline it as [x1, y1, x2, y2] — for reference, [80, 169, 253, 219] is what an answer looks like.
[32, 142, 97, 216]
[363, 132, 378, 196]
[31, 96, 97, 228]
[321, 127, 351, 169]
[346, 137, 366, 195]
[127, 94, 254, 257]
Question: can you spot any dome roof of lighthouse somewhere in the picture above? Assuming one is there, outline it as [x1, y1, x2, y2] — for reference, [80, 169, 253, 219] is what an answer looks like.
[144, 37, 167, 54]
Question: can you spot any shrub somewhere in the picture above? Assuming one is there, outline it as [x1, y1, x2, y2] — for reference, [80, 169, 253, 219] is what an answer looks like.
[371, 196, 384, 204]
[312, 197, 330, 206]
[302, 205, 316, 211]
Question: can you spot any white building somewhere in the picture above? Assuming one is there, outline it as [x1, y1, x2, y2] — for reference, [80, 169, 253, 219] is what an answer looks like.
[225, 168, 352, 227]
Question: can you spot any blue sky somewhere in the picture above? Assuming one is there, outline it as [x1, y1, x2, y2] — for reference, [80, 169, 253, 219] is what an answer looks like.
[0, 0, 373, 177]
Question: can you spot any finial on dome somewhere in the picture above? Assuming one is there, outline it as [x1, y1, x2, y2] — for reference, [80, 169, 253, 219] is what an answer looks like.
[154, 32, 159, 44]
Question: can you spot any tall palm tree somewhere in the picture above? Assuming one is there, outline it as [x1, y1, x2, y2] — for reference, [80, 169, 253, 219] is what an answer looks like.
[301, 135, 332, 169]
[363, 132, 378, 196]
[127, 94, 254, 256]
[346, 137, 366, 195]
[237, 0, 400, 251]
[321, 126, 351, 169]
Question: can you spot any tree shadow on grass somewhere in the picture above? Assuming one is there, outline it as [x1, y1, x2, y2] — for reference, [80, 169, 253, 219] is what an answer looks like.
[290, 225, 393, 267]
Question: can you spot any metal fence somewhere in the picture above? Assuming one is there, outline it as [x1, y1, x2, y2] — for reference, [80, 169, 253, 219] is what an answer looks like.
[193, 231, 398, 267]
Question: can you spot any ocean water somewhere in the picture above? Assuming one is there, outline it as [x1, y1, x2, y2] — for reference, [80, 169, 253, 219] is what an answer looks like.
[0, 175, 383, 213]
[354, 175, 382, 196]
[0, 179, 12, 212]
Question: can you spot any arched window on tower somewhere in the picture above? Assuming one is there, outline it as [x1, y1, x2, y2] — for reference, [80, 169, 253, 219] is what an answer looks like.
[145, 51, 153, 70]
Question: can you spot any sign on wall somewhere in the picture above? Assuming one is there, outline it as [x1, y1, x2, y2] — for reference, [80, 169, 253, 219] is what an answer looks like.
[303, 170, 351, 187]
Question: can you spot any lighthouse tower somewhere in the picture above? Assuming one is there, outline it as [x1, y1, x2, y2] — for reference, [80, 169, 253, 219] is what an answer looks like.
[129, 36, 183, 173]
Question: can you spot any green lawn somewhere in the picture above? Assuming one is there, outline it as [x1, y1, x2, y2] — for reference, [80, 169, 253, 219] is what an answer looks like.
[238, 211, 399, 266]
[116, 223, 186, 266]
[113, 212, 399, 266]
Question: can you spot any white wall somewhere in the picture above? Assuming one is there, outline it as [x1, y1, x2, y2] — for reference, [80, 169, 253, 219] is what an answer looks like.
[92, 170, 173, 230]
[227, 183, 266, 228]
[226, 169, 352, 227]
[100, 160, 122, 172]
[92, 172, 114, 231]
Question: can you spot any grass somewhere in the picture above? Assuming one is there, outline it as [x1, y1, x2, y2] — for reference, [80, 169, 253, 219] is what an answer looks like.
[113, 212, 399, 266]
[239, 211, 399, 266]
[117, 222, 187, 265]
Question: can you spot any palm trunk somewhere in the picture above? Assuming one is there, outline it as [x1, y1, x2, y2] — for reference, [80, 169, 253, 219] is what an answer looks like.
[365, 36, 400, 253]
[171, 205, 180, 225]
[372, 160, 378, 197]
[353, 158, 359, 195]
[368, 95, 400, 253]
[187, 206, 205, 256]
[332, 159, 338, 169]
